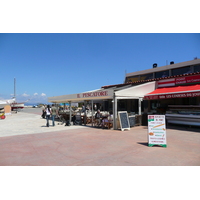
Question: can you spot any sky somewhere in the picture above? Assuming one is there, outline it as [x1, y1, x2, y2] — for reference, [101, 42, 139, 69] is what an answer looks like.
[0, 33, 200, 104]
[1, 1, 199, 199]
[0, 1, 200, 104]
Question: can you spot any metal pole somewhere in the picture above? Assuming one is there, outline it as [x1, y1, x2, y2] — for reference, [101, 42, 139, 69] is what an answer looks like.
[84, 100, 86, 125]
[69, 101, 72, 124]
[113, 93, 118, 130]
[139, 98, 142, 115]
[139, 97, 143, 125]
[14, 78, 16, 100]
[91, 100, 94, 126]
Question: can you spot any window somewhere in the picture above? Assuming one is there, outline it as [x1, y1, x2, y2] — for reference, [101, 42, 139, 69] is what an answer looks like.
[172, 66, 191, 76]
[125, 76, 139, 83]
[194, 65, 200, 73]
[140, 73, 153, 81]
[155, 70, 169, 78]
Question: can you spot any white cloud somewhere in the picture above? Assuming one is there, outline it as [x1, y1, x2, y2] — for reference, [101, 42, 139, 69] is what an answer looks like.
[22, 93, 30, 97]
[41, 93, 46, 97]
[34, 93, 38, 96]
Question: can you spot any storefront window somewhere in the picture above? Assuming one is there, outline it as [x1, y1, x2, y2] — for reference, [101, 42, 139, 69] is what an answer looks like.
[140, 73, 153, 81]
[172, 66, 191, 76]
[155, 70, 169, 78]
[125, 76, 139, 83]
[194, 65, 200, 73]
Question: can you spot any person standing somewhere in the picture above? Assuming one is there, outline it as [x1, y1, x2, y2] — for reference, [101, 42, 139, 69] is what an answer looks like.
[82, 104, 85, 113]
[95, 109, 102, 127]
[94, 103, 97, 111]
[41, 104, 46, 118]
[46, 105, 51, 127]
[51, 104, 58, 126]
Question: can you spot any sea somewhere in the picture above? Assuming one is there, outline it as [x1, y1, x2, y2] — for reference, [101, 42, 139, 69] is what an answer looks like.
[24, 103, 49, 107]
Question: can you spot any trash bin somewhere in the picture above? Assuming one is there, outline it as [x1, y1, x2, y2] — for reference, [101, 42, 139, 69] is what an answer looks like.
[142, 113, 148, 126]
[135, 115, 142, 126]
[129, 115, 135, 127]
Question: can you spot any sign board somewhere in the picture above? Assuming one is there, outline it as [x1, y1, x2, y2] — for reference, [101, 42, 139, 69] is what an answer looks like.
[4, 105, 11, 116]
[118, 111, 130, 131]
[158, 74, 200, 88]
[148, 115, 167, 147]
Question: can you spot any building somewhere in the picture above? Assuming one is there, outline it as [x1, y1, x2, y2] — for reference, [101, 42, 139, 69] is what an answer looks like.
[125, 58, 200, 83]
[125, 58, 200, 126]
[49, 58, 200, 129]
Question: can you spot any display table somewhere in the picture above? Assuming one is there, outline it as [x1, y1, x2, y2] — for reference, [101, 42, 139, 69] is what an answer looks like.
[166, 105, 200, 126]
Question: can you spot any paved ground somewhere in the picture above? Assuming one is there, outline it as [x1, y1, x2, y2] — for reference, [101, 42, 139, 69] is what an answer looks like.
[0, 108, 200, 166]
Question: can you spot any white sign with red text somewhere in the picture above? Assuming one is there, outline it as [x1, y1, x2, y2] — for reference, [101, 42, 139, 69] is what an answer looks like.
[148, 115, 167, 147]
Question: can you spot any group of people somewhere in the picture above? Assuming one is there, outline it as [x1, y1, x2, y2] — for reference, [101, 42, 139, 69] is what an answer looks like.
[42, 104, 58, 127]
[94, 110, 113, 129]
[81, 103, 102, 113]
[41, 104, 113, 128]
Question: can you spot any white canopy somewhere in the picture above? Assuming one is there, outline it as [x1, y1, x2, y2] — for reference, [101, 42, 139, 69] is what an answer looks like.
[115, 81, 156, 99]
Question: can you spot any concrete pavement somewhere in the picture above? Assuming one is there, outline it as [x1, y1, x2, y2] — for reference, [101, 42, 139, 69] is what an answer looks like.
[0, 108, 200, 166]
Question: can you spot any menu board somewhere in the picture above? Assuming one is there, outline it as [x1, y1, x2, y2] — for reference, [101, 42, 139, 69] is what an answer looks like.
[148, 115, 167, 147]
[118, 111, 130, 131]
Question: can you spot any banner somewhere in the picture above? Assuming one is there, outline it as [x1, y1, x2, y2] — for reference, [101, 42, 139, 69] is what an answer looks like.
[145, 90, 200, 100]
[158, 74, 200, 88]
[148, 115, 167, 147]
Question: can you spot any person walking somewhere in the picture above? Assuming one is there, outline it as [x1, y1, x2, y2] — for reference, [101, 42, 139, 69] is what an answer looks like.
[51, 104, 58, 126]
[46, 105, 51, 127]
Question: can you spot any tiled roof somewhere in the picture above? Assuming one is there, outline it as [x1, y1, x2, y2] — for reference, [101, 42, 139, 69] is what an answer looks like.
[101, 72, 200, 89]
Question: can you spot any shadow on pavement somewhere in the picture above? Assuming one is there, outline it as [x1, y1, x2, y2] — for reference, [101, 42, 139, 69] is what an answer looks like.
[137, 142, 148, 146]
[167, 124, 200, 133]
[137, 142, 165, 148]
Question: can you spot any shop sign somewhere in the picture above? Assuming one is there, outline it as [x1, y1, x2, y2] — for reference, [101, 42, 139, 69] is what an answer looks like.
[158, 74, 200, 88]
[77, 90, 109, 98]
[148, 115, 167, 147]
[175, 74, 200, 85]
[145, 91, 200, 100]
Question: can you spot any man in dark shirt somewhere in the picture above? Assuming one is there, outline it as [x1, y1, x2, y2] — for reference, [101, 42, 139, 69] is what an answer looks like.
[51, 104, 58, 126]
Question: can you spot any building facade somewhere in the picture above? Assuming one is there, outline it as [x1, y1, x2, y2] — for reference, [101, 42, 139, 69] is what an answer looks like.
[49, 59, 200, 129]
[125, 59, 200, 83]
[124, 59, 200, 126]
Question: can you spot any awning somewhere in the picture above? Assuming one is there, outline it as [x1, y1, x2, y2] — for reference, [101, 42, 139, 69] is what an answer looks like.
[48, 89, 113, 103]
[144, 84, 200, 100]
[115, 81, 156, 99]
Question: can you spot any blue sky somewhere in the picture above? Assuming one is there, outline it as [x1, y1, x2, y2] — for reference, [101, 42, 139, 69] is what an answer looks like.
[0, 1, 199, 197]
[0, 33, 200, 103]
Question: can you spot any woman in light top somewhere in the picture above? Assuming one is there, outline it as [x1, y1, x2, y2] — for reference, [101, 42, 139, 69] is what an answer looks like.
[46, 105, 51, 127]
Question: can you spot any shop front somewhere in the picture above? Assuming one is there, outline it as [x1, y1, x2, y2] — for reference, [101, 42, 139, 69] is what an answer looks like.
[144, 74, 200, 126]
[48, 81, 156, 130]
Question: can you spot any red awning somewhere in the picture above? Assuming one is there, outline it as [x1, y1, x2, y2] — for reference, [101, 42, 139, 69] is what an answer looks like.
[144, 84, 200, 100]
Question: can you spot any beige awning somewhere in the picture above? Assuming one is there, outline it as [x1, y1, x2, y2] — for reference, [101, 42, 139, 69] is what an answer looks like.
[48, 89, 114, 103]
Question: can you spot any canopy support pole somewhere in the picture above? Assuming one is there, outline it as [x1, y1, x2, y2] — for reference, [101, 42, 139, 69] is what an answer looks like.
[139, 98, 142, 115]
[113, 93, 118, 130]
[69, 101, 72, 123]
[84, 100, 86, 125]
[91, 100, 94, 126]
